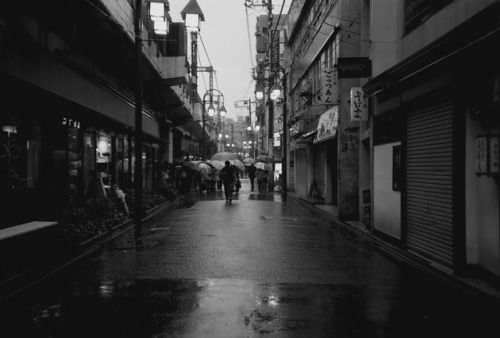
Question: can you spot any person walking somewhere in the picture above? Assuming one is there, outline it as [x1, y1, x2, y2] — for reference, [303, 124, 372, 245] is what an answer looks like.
[248, 163, 257, 191]
[220, 160, 237, 203]
[256, 168, 267, 192]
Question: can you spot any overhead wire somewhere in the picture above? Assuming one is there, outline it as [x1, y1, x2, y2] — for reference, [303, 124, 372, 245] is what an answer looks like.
[245, 4, 255, 70]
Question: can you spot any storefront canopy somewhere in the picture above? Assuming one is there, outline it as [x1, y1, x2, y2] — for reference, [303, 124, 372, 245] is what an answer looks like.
[313, 106, 338, 144]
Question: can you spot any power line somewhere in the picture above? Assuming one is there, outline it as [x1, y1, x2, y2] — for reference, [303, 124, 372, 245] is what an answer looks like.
[245, 5, 255, 69]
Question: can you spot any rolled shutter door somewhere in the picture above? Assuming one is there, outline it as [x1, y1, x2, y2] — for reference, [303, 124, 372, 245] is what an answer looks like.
[296, 148, 308, 197]
[405, 102, 454, 268]
[313, 144, 326, 199]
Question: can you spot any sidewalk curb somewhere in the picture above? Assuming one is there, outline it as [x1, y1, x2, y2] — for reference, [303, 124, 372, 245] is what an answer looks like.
[0, 197, 181, 303]
[294, 194, 500, 305]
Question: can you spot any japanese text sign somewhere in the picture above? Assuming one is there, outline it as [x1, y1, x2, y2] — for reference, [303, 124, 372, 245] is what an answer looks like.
[320, 68, 338, 105]
[350, 87, 368, 121]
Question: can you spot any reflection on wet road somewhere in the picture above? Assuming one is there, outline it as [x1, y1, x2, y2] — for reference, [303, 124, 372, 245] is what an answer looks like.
[1, 178, 499, 337]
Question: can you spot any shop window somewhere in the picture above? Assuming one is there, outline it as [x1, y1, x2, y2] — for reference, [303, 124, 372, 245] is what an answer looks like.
[374, 110, 403, 145]
[96, 132, 113, 190]
[83, 131, 96, 201]
[67, 125, 82, 204]
[116, 137, 126, 188]
[0, 124, 24, 192]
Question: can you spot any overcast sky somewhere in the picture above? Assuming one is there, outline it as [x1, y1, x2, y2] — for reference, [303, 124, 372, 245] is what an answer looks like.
[168, 0, 291, 120]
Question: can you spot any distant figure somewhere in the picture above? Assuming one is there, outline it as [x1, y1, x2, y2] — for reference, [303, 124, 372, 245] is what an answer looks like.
[248, 163, 257, 191]
[220, 161, 237, 203]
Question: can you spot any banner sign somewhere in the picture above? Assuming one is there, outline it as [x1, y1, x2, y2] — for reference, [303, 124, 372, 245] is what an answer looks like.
[314, 106, 339, 144]
[320, 67, 338, 105]
[338, 57, 371, 78]
[234, 100, 250, 108]
[270, 30, 280, 76]
[350, 87, 368, 121]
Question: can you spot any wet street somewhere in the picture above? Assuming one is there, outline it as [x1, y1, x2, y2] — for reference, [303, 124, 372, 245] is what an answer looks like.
[1, 179, 499, 337]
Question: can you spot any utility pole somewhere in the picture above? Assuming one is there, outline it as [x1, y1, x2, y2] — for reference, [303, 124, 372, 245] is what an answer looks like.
[134, 0, 144, 243]
[267, 0, 275, 190]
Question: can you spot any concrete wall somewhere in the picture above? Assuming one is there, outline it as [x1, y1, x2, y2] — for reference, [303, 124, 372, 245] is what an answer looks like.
[465, 114, 500, 276]
[0, 21, 159, 138]
[373, 142, 401, 239]
[370, 0, 498, 78]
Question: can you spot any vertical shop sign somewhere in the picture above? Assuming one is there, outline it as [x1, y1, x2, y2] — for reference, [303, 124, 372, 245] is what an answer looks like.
[350, 87, 368, 121]
[321, 68, 338, 105]
[270, 30, 280, 74]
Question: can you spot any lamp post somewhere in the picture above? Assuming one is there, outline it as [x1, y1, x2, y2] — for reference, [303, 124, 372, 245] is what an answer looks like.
[181, 0, 205, 158]
[202, 88, 226, 159]
[255, 64, 288, 200]
[134, 0, 171, 243]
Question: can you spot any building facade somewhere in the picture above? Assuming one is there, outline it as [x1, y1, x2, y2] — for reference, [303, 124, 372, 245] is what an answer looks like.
[283, 0, 371, 222]
[364, 0, 499, 283]
[0, 0, 203, 228]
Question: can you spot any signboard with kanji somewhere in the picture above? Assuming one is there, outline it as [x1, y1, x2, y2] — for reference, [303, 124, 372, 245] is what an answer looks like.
[320, 68, 338, 105]
[350, 87, 368, 121]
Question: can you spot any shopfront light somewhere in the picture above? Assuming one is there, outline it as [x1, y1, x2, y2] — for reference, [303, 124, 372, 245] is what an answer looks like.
[154, 19, 169, 35]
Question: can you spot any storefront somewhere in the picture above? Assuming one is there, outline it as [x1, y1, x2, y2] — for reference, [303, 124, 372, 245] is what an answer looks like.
[365, 2, 500, 277]
[0, 78, 162, 228]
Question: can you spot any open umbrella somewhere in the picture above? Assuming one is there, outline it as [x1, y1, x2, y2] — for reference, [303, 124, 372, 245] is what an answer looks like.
[211, 152, 239, 161]
[197, 162, 213, 174]
[207, 160, 225, 171]
[242, 157, 255, 165]
[256, 154, 273, 163]
[255, 161, 270, 170]
[230, 159, 245, 172]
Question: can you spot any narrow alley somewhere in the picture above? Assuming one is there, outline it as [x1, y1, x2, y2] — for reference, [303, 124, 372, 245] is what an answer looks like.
[1, 179, 499, 337]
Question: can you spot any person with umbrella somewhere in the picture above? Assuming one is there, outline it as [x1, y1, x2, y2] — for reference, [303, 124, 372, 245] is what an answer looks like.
[248, 163, 257, 191]
[256, 167, 267, 192]
[220, 160, 237, 203]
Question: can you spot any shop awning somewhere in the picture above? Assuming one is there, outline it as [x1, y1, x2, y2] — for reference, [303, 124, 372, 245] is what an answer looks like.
[313, 106, 338, 144]
[290, 104, 325, 139]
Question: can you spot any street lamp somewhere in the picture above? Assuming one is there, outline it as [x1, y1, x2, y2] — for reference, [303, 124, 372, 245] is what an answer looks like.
[134, 0, 171, 243]
[181, 0, 205, 118]
[202, 88, 225, 158]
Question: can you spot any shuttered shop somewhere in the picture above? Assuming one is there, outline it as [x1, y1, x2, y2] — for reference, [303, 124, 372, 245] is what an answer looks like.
[313, 143, 326, 199]
[295, 148, 308, 198]
[405, 102, 454, 268]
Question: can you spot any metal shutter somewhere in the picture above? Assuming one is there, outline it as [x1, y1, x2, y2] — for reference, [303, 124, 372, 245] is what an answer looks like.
[313, 144, 326, 199]
[296, 148, 308, 197]
[405, 102, 454, 268]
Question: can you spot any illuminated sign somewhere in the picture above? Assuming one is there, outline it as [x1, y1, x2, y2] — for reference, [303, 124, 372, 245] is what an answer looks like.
[62, 117, 81, 129]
